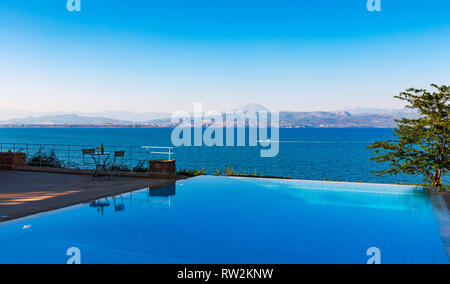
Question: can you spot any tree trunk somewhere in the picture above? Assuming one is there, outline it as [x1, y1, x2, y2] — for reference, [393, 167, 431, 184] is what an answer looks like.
[431, 170, 443, 190]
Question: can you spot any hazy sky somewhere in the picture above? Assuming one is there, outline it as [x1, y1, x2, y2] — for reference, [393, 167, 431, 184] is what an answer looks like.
[0, 0, 449, 113]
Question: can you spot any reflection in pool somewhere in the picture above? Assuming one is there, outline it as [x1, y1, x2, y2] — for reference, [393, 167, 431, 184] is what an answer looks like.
[88, 184, 177, 216]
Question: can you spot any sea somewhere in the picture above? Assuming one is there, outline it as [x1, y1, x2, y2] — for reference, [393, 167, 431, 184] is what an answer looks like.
[0, 127, 447, 185]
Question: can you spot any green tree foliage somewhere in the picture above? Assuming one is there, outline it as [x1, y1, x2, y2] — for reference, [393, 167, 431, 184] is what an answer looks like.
[368, 84, 449, 190]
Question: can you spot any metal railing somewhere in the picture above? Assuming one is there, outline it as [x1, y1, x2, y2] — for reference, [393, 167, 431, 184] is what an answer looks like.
[141, 146, 174, 161]
[0, 142, 174, 173]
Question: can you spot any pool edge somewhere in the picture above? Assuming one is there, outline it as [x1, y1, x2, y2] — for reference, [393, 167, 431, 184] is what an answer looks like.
[427, 191, 450, 261]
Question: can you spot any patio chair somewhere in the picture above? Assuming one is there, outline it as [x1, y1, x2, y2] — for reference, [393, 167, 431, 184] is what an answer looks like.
[110, 151, 126, 176]
[81, 149, 96, 171]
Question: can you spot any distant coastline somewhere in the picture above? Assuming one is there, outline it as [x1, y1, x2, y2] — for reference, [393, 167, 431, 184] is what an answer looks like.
[0, 124, 394, 129]
[0, 124, 174, 128]
[0, 104, 418, 129]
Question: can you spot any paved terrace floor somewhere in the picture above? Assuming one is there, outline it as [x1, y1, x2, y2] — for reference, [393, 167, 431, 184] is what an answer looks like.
[0, 170, 181, 222]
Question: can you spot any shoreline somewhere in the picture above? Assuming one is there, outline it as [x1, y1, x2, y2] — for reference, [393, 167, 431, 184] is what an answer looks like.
[0, 125, 395, 129]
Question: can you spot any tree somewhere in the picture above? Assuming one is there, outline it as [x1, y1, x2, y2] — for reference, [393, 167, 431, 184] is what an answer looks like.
[367, 84, 449, 190]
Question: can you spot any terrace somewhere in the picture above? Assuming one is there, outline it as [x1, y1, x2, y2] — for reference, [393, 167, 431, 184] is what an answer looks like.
[0, 171, 180, 222]
[0, 143, 175, 177]
[0, 142, 182, 222]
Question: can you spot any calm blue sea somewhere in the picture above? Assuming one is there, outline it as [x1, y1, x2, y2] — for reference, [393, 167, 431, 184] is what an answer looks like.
[0, 127, 447, 185]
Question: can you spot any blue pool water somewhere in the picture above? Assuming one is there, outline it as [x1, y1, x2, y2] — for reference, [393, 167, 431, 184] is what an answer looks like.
[0, 176, 447, 264]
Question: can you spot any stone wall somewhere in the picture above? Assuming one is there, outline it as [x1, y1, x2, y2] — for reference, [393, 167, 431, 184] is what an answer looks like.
[149, 160, 176, 174]
[0, 152, 27, 169]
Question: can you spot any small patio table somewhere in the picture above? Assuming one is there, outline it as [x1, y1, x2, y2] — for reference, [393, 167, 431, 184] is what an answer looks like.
[91, 152, 111, 180]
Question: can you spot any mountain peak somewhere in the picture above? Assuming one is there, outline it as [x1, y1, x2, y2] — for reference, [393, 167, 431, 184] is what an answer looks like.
[233, 103, 270, 112]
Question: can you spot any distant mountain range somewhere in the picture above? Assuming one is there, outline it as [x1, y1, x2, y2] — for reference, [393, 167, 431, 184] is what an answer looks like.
[278, 111, 418, 128]
[0, 104, 419, 128]
[0, 110, 171, 122]
[2, 114, 132, 126]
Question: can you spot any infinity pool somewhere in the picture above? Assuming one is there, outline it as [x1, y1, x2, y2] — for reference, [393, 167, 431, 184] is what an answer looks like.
[0, 176, 448, 264]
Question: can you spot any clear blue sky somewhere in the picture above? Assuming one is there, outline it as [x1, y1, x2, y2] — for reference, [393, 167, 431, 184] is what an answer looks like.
[0, 0, 449, 113]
